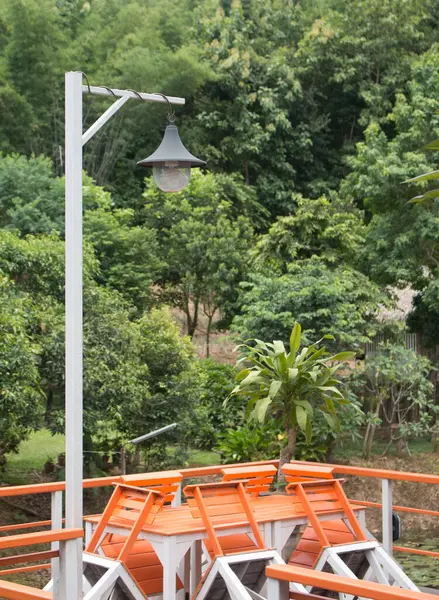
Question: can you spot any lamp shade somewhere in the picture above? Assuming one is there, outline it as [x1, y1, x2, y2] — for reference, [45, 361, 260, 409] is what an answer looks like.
[137, 124, 206, 168]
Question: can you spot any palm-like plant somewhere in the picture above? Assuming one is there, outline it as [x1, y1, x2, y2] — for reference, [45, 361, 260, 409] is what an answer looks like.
[229, 322, 355, 468]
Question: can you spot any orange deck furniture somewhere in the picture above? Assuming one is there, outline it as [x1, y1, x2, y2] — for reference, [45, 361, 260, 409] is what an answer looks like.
[282, 463, 366, 570]
[86, 483, 183, 597]
[288, 520, 356, 569]
[221, 464, 277, 496]
[183, 480, 267, 558]
[120, 469, 183, 504]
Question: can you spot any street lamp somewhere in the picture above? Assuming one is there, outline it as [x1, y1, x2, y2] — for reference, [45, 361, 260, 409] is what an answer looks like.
[64, 71, 203, 599]
[137, 98, 205, 192]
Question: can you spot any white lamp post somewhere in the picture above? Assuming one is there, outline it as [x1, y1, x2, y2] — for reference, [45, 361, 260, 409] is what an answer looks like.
[64, 71, 203, 599]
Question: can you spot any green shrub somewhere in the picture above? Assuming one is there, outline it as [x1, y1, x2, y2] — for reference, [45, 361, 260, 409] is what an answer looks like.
[190, 359, 245, 450]
[216, 421, 282, 464]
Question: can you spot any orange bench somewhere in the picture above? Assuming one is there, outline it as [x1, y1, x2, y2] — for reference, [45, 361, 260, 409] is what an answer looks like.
[120, 469, 183, 504]
[282, 463, 366, 569]
[184, 481, 267, 558]
[86, 484, 182, 597]
[221, 464, 277, 496]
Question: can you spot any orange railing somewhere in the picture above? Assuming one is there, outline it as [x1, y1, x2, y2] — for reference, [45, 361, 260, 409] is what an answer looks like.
[1, 457, 438, 571]
[291, 460, 439, 559]
[0, 527, 83, 599]
[0, 460, 279, 536]
[266, 564, 438, 600]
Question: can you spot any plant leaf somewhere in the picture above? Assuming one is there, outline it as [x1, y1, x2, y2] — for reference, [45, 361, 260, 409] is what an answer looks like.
[235, 368, 250, 382]
[404, 170, 439, 184]
[325, 351, 356, 362]
[290, 322, 301, 353]
[296, 405, 308, 433]
[288, 367, 298, 383]
[269, 380, 282, 399]
[322, 412, 336, 429]
[408, 188, 439, 204]
[273, 340, 286, 356]
[295, 399, 313, 415]
[254, 397, 272, 422]
[318, 385, 344, 398]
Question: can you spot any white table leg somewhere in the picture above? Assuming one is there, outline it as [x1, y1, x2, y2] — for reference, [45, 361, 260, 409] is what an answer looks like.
[163, 536, 178, 600]
[183, 547, 191, 598]
[190, 540, 202, 596]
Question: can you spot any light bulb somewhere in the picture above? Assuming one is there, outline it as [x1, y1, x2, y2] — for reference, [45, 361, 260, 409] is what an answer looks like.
[153, 162, 191, 193]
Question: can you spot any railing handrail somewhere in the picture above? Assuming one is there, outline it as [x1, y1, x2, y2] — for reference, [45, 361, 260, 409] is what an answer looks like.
[1, 457, 438, 500]
[0, 459, 280, 498]
[266, 565, 438, 600]
[290, 460, 439, 485]
[0, 579, 52, 599]
[0, 528, 83, 550]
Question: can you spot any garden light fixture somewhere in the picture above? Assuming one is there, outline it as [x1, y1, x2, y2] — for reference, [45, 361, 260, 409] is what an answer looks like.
[64, 71, 191, 598]
[137, 96, 205, 192]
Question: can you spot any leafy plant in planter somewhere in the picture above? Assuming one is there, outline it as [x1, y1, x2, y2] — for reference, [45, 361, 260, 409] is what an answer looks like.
[228, 322, 354, 468]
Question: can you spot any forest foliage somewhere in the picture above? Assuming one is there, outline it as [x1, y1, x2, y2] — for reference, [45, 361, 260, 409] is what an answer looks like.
[1, 0, 439, 467]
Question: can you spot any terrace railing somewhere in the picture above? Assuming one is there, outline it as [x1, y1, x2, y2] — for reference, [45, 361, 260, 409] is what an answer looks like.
[0, 457, 438, 596]
[290, 460, 439, 559]
[266, 564, 439, 600]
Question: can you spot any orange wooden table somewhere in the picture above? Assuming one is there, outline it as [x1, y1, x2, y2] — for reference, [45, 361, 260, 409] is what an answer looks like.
[85, 493, 366, 600]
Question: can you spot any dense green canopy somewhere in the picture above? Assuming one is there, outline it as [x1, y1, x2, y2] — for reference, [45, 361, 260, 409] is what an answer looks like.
[1, 0, 439, 462]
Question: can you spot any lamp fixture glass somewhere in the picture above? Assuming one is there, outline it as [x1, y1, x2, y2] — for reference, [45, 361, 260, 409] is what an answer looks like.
[153, 162, 191, 193]
[137, 121, 206, 193]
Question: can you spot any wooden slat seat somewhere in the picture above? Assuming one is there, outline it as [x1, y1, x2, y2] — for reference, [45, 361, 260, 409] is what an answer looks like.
[221, 464, 277, 496]
[203, 533, 258, 558]
[281, 463, 368, 575]
[120, 470, 183, 504]
[289, 520, 356, 569]
[86, 484, 170, 598]
[100, 534, 183, 596]
[183, 481, 267, 558]
[282, 463, 335, 484]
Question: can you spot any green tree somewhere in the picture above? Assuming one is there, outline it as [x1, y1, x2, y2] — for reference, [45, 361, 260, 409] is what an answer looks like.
[233, 259, 387, 351]
[357, 342, 436, 457]
[229, 322, 354, 468]
[84, 208, 163, 311]
[0, 277, 44, 462]
[142, 171, 255, 344]
[253, 193, 365, 272]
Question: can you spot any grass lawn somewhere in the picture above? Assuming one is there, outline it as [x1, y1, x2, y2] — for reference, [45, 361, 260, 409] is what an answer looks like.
[4, 431, 220, 486]
[333, 436, 434, 460]
[187, 448, 220, 466]
[4, 429, 65, 485]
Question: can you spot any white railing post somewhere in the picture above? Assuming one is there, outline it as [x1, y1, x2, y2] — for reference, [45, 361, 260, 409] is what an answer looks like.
[64, 70, 84, 600]
[171, 482, 182, 507]
[59, 537, 81, 600]
[51, 491, 63, 597]
[381, 478, 393, 555]
[267, 576, 289, 600]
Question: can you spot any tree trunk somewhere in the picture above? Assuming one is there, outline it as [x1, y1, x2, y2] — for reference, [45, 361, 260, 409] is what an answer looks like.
[278, 427, 297, 481]
[206, 314, 213, 358]
[396, 436, 410, 458]
[363, 421, 376, 459]
[45, 388, 53, 425]
[187, 298, 199, 339]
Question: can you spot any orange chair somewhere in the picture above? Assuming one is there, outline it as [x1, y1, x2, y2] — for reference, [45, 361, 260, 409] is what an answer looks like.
[183, 480, 267, 559]
[281, 463, 366, 570]
[184, 481, 285, 600]
[220, 464, 277, 496]
[86, 484, 183, 597]
[120, 469, 183, 505]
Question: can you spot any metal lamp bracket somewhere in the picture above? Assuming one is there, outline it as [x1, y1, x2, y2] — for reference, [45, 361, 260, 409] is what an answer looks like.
[80, 82, 185, 147]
